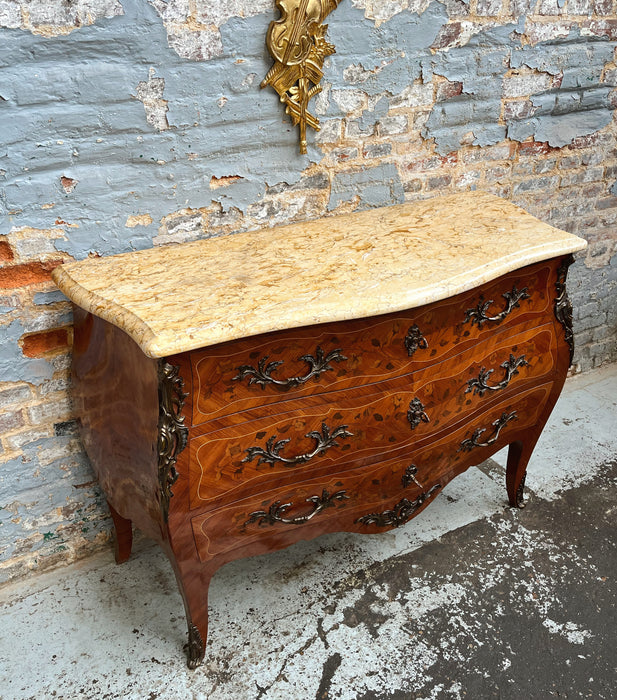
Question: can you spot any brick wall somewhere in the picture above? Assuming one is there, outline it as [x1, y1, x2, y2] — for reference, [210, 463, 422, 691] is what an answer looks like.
[1, 0, 616, 583]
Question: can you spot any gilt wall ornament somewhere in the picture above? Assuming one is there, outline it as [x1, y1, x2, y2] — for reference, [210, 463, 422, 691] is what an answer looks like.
[262, 0, 343, 154]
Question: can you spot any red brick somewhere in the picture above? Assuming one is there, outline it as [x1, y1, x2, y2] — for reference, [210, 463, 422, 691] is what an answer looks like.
[436, 79, 463, 102]
[503, 100, 536, 121]
[431, 22, 462, 51]
[517, 141, 556, 156]
[0, 260, 63, 289]
[405, 154, 458, 173]
[0, 239, 14, 263]
[0, 409, 25, 434]
[20, 328, 70, 358]
[568, 132, 604, 150]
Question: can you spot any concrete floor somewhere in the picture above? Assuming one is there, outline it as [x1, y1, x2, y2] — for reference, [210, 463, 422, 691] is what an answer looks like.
[1, 364, 616, 700]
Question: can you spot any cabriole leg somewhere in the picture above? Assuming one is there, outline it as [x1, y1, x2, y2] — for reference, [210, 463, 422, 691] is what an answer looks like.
[164, 548, 214, 669]
[107, 501, 133, 564]
[180, 568, 213, 668]
[505, 438, 541, 508]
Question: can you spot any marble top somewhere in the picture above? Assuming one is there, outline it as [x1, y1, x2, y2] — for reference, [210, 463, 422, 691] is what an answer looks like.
[52, 192, 587, 358]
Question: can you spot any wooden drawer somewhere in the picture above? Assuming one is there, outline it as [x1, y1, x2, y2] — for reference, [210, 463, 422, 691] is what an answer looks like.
[190, 261, 553, 427]
[188, 323, 558, 508]
[190, 381, 555, 564]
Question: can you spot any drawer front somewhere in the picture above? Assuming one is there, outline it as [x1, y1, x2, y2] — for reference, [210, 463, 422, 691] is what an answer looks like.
[191, 261, 553, 427]
[190, 381, 554, 564]
[189, 323, 557, 508]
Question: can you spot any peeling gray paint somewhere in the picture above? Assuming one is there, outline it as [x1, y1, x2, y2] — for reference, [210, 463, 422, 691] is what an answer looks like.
[427, 22, 616, 153]
[508, 98, 613, 147]
[0, 437, 103, 562]
[33, 290, 68, 305]
[148, 0, 272, 62]
[326, 1, 447, 105]
[0, 1, 313, 258]
[2, 1, 615, 256]
[0, 0, 449, 258]
[424, 22, 520, 152]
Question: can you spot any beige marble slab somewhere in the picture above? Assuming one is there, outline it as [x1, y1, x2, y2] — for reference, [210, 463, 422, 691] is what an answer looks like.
[52, 192, 587, 358]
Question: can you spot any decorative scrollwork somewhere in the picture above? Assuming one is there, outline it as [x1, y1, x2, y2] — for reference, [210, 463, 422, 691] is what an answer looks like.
[244, 489, 348, 527]
[465, 354, 529, 397]
[407, 398, 430, 430]
[356, 485, 441, 528]
[459, 411, 517, 452]
[185, 624, 205, 669]
[233, 346, 347, 390]
[262, 0, 343, 154]
[464, 286, 530, 328]
[242, 421, 353, 467]
[404, 324, 428, 357]
[157, 362, 189, 521]
[554, 255, 575, 365]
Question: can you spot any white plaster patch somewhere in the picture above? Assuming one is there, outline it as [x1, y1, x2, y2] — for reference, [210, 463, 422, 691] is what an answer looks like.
[398, 582, 468, 619]
[135, 68, 170, 131]
[542, 618, 593, 644]
[351, 0, 430, 24]
[148, 0, 271, 61]
[1, 0, 123, 36]
[126, 214, 154, 228]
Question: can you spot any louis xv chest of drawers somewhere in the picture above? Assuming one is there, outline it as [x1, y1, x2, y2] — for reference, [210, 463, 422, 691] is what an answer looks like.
[52, 192, 587, 668]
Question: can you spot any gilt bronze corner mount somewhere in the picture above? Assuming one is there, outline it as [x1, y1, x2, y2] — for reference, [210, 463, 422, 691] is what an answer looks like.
[262, 0, 343, 154]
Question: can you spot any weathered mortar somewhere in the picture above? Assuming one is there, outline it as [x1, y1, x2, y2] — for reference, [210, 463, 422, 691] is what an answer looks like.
[1, 0, 616, 583]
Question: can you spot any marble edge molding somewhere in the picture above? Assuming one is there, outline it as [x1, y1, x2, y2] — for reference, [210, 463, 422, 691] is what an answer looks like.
[51, 264, 160, 354]
[142, 238, 586, 358]
[51, 193, 588, 359]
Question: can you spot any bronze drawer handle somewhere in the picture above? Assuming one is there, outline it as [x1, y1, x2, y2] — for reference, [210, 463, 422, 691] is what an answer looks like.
[407, 398, 429, 430]
[464, 286, 530, 328]
[404, 324, 428, 357]
[465, 354, 529, 397]
[459, 411, 517, 452]
[233, 346, 347, 389]
[242, 422, 353, 467]
[244, 489, 349, 527]
[402, 464, 422, 489]
[356, 485, 441, 528]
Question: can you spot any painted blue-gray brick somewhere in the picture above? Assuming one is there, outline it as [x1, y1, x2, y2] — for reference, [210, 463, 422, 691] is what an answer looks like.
[426, 20, 615, 153]
[325, 1, 446, 112]
[0, 320, 54, 385]
[425, 24, 517, 153]
[328, 163, 404, 211]
[0, 1, 312, 257]
[509, 33, 613, 79]
[534, 110, 612, 147]
[358, 97, 390, 132]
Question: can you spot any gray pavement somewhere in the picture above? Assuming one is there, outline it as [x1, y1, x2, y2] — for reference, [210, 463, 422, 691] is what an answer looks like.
[1, 364, 616, 700]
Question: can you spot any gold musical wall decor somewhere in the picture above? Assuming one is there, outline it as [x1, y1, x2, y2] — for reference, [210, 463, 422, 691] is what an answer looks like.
[262, 0, 343, 154]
